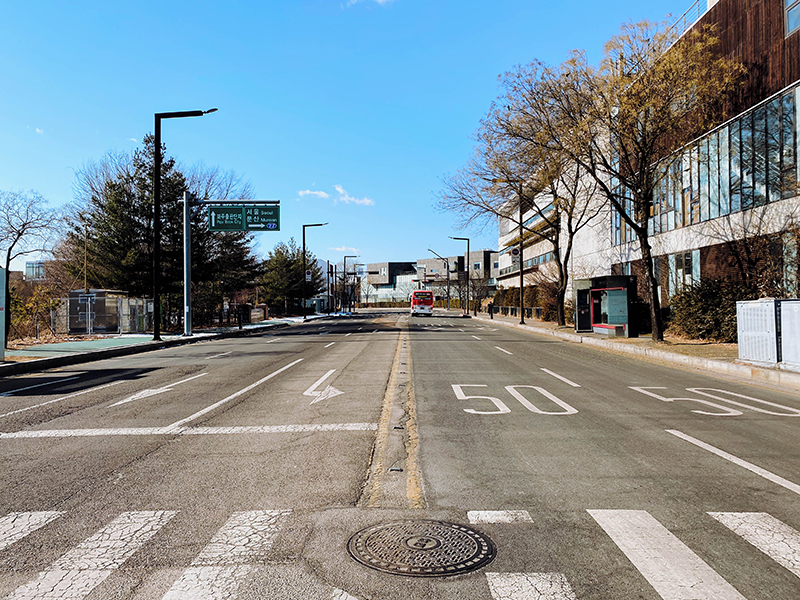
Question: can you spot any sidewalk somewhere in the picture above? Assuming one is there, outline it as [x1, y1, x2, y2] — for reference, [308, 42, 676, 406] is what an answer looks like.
[468, 310, 800, 392]
[0, 315, 333, 377]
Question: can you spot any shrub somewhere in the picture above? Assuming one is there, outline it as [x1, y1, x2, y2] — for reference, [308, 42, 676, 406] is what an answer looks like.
[668, 278, 757, 342]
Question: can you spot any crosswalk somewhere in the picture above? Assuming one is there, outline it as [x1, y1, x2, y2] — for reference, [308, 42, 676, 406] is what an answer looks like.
[1, 508, 799, 599]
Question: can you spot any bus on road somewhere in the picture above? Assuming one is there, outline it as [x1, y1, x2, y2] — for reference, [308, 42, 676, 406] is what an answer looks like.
[410, 290, 434, 316]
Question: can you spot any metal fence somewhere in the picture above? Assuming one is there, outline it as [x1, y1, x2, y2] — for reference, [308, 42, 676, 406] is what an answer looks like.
[53, 297, 153, 335]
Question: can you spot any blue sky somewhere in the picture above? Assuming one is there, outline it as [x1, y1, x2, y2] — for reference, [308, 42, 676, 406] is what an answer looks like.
[1, 0, 683, 271]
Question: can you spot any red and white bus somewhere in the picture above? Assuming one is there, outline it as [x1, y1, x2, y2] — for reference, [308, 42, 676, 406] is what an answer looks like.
[410, 290, 434, 316]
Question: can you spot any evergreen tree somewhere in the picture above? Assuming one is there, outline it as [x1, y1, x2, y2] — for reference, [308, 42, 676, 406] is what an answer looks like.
[64, 136, 260, 329]
[260, 238, 324, 316]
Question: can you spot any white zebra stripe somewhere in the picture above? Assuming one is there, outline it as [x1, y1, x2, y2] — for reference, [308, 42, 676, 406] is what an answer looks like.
[6, 511, 176, 600]
[588, 509, 748, 600]
[0, 512, 62, 552]
[162, 510, 290, 600]
[710, 512, 800, 578]
[486, 572, 577, 600]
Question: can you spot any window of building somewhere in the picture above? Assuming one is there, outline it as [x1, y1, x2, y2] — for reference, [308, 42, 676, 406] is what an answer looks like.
[617, 83, 800, 247]
[25, 261, 45, 281]
[668, 250, 700, 298]
[473, 262, 481, 271]
[788, 0, 800, 36]
[380, 267, 386, 276]
[493, 261, 499, 269]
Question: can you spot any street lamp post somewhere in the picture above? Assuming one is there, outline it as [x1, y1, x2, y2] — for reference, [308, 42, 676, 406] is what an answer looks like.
[428, 248, 450, 311]
[450, 237, 470, 316]
[153, 108, 217, 341]
[302, 223, 328, 321]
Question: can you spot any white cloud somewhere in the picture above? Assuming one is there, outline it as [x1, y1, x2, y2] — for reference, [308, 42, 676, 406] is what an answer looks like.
[35, 128, 44, 135]
[333, 184, 375, 206]
[129, 138, 138, 143]
[330, 246, 359, 253]
[345, 0, 394, 6]
[298, 189, 331, 199]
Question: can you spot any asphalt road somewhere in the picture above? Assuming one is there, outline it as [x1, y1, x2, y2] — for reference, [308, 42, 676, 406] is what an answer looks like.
[0, 309, 799, 599]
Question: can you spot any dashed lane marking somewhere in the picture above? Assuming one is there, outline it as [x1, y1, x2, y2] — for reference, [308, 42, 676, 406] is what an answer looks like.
[667, 429, 800, 496]
[0, 381, 124, 419]
[495, 347, 513, 355]
[1, 377, 80, 397]
[468, 510, 533, 524]
[162, 359, 304, 433]
[540, 369, 581, 388]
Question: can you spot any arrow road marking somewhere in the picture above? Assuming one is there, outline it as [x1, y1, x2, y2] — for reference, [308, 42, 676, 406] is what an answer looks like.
[110, 373, 208, 407]
[303, 370, 344, 405]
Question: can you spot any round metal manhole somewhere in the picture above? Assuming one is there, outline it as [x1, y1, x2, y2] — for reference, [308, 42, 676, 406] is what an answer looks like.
[347, 519, 496, 577]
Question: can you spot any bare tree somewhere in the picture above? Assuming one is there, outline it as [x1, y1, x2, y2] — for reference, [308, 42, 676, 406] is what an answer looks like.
[0, 190, 60, 346]
[516, 21, 745, 340]
[438, 77, 601, 325]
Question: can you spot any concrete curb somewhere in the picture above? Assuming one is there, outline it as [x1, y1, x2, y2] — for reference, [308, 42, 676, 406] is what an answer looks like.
[473, 315, 800, 391]
[0, 321, 292, 377]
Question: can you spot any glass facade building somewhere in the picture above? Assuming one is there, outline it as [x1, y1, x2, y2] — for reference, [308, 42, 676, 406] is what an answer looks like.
[613, 84, 799, 244]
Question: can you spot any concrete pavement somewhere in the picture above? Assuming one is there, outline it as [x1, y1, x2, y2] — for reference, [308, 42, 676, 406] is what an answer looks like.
[4, 308, 799, 392]
[468, 310, 800, 391]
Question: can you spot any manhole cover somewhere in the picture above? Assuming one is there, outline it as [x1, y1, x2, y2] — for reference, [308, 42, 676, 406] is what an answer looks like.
[347, 520, 496, 577]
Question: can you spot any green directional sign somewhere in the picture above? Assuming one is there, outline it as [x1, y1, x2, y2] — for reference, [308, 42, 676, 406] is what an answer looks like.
[208, 205, 280, 232]
[208, 207, 244, 231]
[243, 206, 280, 231]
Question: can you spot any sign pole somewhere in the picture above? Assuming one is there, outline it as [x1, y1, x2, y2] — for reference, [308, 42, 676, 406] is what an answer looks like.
[0, 269, 5, 362]
[183, 191, 192, 336]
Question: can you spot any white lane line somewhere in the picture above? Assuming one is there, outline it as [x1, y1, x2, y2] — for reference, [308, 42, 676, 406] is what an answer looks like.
[265, 339, 279, 344]
[110, 373, 208, 407]
[163, 359, 304, 433]
[205, 351, 233, 360]
[162, 510, 290, 600]
[588, 509, 747, 600]
[472, 335, 482, 340]
[468, 510, 533, 524]
[0, 423, 377, 438]
[486, 572, 577, 600]
[6, 511, 176, 600]
[1, 377, 80, 397]
[495, 346, 513, 355]
[667, 429, 800, 496]
[372, 330, 379, 334]
[540, 368, 581, 388]
[0, 512, 63, 552]
[345, 333, 352, 337]
[0, 381, 124, 419]
[710, 512, 800, 578]
[324, 342, 336, 348]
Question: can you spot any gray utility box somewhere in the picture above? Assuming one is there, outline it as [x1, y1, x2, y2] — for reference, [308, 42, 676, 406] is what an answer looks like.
[781, 300, 800, 368]
[736, 298, 800, 369]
